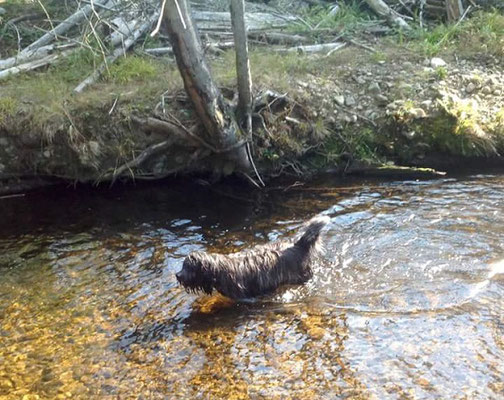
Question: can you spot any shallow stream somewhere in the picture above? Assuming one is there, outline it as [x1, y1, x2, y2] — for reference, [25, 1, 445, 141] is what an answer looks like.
[1, 175, 503, 399]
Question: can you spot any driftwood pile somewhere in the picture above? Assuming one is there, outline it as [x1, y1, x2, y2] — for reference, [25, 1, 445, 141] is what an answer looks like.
[0, 0, 299, 91]
[0, 0, 476, 91]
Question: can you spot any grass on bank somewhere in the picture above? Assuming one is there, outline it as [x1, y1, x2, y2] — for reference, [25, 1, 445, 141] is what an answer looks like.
[404, 10, 504, 58]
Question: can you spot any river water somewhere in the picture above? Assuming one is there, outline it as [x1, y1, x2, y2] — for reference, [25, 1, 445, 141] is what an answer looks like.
[0, 175, 503, 399]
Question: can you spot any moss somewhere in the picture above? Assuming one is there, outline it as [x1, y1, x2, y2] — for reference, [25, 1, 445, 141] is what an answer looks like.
[389, 95, 499, 160]
[371, 51, 387, 63]
[106, 56, 160, 84]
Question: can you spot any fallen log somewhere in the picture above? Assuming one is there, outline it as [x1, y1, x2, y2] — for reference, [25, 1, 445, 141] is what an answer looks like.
[20, 0, 114, 56]
[192, 11, 296, 32]
[74, 13, 158, 94]
[277, 42, 346, 54]
[0, 42, 76, 71]
[0, 49, 74, 80]
[248, 32, 310, 45]
[364, 0, 411, 30]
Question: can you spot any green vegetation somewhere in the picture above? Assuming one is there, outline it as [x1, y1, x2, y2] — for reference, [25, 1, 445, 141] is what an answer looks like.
[298, 1, 371, 31]
[406, 10, 504, 57]
[435, 66, 448, 80]
[0, 97, 17, 123]
[107, 56, 160, 84]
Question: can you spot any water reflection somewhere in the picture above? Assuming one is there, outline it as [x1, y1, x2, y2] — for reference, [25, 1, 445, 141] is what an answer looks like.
[1, 176, 503, 398]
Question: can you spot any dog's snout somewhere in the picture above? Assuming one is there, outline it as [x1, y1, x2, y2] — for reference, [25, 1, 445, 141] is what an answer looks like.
[175, 270, 183, 281]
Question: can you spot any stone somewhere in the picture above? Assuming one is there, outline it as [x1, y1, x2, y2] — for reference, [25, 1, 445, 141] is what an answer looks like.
[407, 108, 427, 119]
[470, 75, 482, 84]
[421, 100, 433, 108]
[334, 95, 345, 106]
[353, 76, 366, 84]
[375, 94, 388, 105]
[0, 7, 6, 15]
[466, 82, 477, 94]
[367, 82, 381, 94]
[485, 76, 498, 86]
[344, 96, 356, 106]
[0, 137, 9, 146]
[481, 86, 492, 95]
[430, 57, 447, 68]
[43, 150, 51, 158]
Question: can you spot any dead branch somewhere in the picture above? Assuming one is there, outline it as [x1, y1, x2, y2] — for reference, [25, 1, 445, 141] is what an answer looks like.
[102, 138, 177, 182]
[131, 115, 196, 142]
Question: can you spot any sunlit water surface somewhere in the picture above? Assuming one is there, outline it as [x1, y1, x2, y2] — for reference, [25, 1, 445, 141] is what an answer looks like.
[1, 175, 503, 399]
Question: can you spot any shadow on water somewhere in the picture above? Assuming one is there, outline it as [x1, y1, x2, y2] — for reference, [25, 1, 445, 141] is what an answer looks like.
[1, 175, 504, 398]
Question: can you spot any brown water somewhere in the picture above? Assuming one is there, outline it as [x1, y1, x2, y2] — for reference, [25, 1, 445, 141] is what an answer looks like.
[0, 175, 503, 399]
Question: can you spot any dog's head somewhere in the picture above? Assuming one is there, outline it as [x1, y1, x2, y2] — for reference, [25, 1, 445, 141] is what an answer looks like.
[176, 252, 214, 294]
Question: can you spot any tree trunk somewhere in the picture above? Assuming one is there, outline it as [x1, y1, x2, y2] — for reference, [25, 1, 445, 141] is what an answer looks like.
[230, 0, 252, 123]
[163, 0, 250, 171]
[446, 0, 464, 21]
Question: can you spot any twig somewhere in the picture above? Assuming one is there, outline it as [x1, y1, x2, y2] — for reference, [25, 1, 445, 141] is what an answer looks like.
[174, 0, 187, 30]
[151, 0, 168, 37]
[102, 138, 177, 182]
[345, 38, 376, 53]
[108, 96, 119, 115]
[4, 13, 43, 26]
[240, 171, 262, 188]
[0, 193, 26, 200]
[35, 0, 56, 38]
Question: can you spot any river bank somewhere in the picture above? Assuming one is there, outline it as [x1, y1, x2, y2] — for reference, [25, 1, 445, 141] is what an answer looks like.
[0, 8, 503, 194]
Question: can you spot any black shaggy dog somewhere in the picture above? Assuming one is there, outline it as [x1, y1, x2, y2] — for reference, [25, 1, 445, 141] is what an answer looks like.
[176, 216, 330, 299]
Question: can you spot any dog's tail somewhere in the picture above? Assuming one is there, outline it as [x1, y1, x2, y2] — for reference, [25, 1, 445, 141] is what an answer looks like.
[295, 216, 330, 250]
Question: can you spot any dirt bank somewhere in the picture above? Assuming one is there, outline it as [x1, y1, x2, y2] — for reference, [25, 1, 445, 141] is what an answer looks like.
[0, 9, 503, 193]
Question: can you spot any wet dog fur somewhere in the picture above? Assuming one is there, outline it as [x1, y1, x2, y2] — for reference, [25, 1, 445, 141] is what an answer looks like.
[176, 216, 329, 299]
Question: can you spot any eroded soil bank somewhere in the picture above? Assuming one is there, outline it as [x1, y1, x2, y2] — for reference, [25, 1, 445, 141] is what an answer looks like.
[1, 10, 503, 194]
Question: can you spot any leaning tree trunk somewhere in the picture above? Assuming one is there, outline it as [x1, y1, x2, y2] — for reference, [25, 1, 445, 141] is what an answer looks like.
[163, 0, 250, 171]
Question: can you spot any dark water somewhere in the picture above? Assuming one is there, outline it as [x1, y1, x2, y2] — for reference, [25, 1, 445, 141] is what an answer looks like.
[0, 176, 503, 399]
